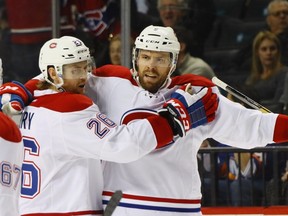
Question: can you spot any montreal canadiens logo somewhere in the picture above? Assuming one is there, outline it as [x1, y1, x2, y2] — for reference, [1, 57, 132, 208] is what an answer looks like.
[73, 40, 82, 47]
[49, 43, 57, 48]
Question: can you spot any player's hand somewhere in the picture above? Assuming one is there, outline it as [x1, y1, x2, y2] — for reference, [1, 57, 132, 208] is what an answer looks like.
[0, 81, 32, 115]
[172, 85, 219, 128]
[158, 84, 219, 137]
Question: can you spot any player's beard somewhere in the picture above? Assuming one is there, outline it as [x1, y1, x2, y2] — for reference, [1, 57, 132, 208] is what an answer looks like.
[138, 69, 167, 93]
[62, 79, 87, 94]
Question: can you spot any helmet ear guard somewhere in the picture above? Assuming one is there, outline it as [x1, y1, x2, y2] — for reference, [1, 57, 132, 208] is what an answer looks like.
[132, 25, 180, 81]
[39, 36, 91, 87]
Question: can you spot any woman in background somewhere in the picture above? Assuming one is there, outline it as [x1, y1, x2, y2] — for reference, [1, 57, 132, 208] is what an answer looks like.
[108, 34, 134, 66]
[232, 30, 288, 113]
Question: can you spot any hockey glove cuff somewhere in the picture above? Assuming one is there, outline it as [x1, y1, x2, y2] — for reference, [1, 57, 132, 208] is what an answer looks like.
[0, 81, 33, 115]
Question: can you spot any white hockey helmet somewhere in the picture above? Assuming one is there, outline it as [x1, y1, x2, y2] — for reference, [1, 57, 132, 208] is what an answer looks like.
[39, 36, 91, 86]
[132, 25, 180, 79]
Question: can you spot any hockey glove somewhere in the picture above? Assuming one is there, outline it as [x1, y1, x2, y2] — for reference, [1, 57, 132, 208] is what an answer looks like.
[158, 84, 218, 137]
[172, 85, 218, 128]
[0, 81, 32, 115]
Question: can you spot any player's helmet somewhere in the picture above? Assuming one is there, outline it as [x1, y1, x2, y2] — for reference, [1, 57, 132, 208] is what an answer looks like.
[132, 25, 180, 80]
[39, 36, 90, 85]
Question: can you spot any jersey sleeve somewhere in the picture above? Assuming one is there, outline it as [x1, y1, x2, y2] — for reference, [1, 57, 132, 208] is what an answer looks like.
[206, 94, 280, 148]
[61, 104, 173, 163]
[0, 112, 21, 142]
[24, 74, 44, 96]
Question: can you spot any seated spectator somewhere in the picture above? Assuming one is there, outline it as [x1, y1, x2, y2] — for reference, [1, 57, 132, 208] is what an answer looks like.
[280, 159, 288, 204]
[264, 143, 288, 205]
[76, 0, 155, 67]
[155, 0, 215, 57]
[199, 140, 263, 206]
[228, 0, 288, 81]
[106, 33, 134, 66]
[173, 26, 215, 79]
[229, 152, 263, 206]
[5, 0, 76, 83]
[199, 140, 233, 206]
[232, 30, 288, 113]
[157, 0, 189, 27]
[108, 34, 121, 65]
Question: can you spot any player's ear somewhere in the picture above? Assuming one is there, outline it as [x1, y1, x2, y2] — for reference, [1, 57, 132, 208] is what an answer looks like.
[47, 67, 57, 82]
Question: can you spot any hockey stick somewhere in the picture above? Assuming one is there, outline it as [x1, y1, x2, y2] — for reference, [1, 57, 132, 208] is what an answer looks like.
[103, 190, 123, 216]
[212, 77, 271, 113]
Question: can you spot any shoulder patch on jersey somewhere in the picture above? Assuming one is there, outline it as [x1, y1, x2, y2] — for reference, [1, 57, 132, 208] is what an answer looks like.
[170, 74, 215, 88]
[120, 108, 158, 125]
[93, 64, 138, 86]
[0, 112, 22, 142]
[31, 92, 93, 112]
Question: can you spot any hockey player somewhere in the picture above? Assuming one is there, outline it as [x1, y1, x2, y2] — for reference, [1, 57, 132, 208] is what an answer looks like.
[0, 58, 23, 216]
[87, 26, 288, 215]
[1, 26, 288, 215]
[0, 114, 23, 216]
[1, 36, 217, 215]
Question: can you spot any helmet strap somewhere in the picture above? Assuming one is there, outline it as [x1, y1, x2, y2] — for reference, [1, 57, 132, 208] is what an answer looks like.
[45, 76, 64, 91]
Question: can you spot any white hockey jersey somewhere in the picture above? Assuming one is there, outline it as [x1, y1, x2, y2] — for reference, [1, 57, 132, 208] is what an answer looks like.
[0, 112, 23, 216]
[18, 89, 174, 215]
[85, 64, 279, 216]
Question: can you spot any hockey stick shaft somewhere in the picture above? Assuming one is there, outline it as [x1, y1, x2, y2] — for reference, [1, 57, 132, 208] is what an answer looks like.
[103, 190, 123, 216]
[212, 77, 271, 113]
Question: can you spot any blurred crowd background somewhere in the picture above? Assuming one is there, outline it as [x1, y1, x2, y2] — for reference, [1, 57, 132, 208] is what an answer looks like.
[1, 0, 288, 207]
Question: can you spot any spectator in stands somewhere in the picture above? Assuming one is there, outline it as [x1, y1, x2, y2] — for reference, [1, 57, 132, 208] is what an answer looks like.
[199, 140, 232, 206]
[157, 0, 187, 28]
[264, 143, 288, 205]
[229, 0, 288, 82]
[71, 0, 119, 67]
[156, 0, 215, 57]
[264, 0, 288, 65]
[76, 0, 155, 67]
[5, 0, 76, 83]
[5, 0, 121, 75]
[238, 31, 288, 113]
[106, 34, 134, 66]
[226, 29, 288, 202]
[280, 159, 288, 204]
[108, 34, 121, 65]
[229, 152, 263, 206]
[199, 139, 263, 206]
[173, 26, 215, 79]
[4, 0, 153, 80]
[263, 62, 288, 204]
